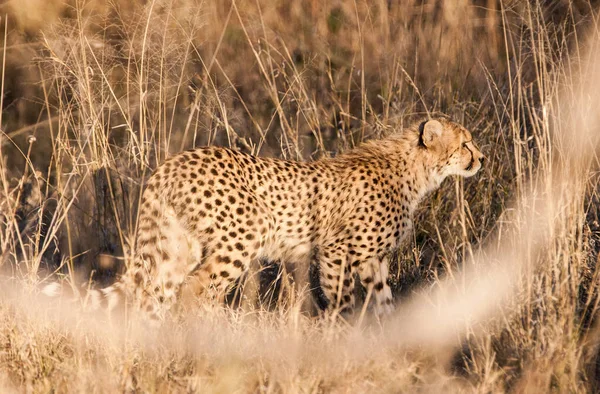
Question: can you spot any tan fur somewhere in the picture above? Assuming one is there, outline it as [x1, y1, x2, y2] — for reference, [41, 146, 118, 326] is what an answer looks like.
[49, 118, 484, 320]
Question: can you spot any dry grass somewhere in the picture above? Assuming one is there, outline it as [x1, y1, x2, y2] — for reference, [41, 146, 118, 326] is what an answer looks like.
[0, 0, 600, 392]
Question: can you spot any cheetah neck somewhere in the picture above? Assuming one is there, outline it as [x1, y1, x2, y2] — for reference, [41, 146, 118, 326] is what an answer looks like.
[350, 132, 446, 201]
[400, 149, 445, 212]
[334, 130, 448, 215]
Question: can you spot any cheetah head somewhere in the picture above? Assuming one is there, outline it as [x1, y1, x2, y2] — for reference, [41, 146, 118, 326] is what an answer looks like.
[420, 118, 484, 179]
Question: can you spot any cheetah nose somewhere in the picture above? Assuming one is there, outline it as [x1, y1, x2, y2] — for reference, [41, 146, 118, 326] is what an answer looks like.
[479, 156, 485, 166]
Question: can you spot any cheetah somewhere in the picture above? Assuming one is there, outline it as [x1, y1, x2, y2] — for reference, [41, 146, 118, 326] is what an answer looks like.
[45, 118, 483, 319]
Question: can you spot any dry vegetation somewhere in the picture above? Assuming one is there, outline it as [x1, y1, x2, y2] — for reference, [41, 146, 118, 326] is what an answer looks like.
[0, 0, 600, 392]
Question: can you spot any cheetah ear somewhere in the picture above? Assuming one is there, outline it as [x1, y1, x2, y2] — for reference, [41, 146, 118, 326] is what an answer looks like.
[421, 119, 443, 148]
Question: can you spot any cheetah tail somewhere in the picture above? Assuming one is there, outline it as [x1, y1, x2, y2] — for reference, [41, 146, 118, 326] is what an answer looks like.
[41, 280, 130, 314]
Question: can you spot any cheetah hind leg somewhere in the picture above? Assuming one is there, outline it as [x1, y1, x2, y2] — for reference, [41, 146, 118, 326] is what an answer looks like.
[182, 248, 253, 310]
[179, 196, 271, 312]
[135, 206, 203, 321]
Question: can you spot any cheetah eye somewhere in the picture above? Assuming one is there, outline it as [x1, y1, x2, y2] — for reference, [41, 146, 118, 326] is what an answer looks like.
[462, 141, 471, 149]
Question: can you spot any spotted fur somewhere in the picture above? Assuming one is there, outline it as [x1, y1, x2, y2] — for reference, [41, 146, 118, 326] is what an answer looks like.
[47, 118, 484, 319]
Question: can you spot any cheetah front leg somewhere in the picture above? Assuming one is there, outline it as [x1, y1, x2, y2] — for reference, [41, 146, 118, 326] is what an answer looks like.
[317, 245, 356, 314]
[357, 255, 394, 315]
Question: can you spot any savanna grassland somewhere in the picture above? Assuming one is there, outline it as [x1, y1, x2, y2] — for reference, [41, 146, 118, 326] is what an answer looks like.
[1, 0, 600, 392]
